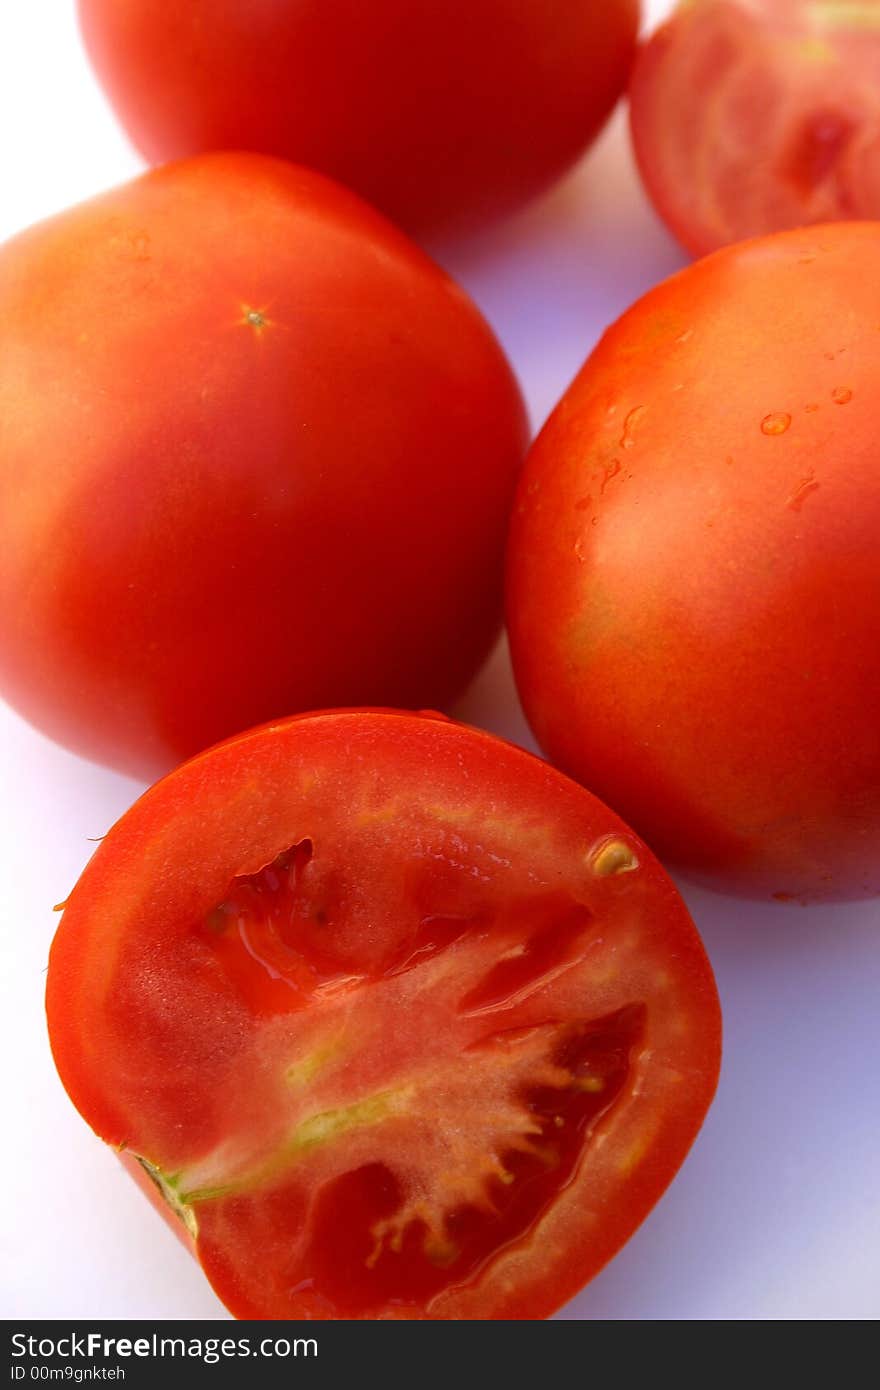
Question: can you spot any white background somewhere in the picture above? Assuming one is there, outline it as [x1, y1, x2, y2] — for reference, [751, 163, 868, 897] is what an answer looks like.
[0, 1, 877, 1321]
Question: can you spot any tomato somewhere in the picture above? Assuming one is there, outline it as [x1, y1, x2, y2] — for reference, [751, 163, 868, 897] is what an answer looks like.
[46, 710, 720, 1320]
[0, 153, 526, 779]
[630, 0, 880, 256]
[507, 221, 880, 903]
[76, 0, 640, 238]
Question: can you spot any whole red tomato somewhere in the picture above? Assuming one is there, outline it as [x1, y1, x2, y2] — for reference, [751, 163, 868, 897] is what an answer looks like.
[48, 710, 720, 1319]
[507, 222, 880, 903]
[77, 0, 640, 237]
[0, 153, 526, 778]
[631, 0, 880, 256]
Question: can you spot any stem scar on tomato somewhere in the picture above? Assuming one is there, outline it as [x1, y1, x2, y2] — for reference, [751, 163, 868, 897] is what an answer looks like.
[240, 305, 271, 334]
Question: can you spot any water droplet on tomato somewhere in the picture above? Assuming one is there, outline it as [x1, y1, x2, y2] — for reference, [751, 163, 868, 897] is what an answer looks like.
[619, 406, 647, 451]
[761, 412, 792, 436]
[600, 459, 621, 493]
[787, 474, 821, 512]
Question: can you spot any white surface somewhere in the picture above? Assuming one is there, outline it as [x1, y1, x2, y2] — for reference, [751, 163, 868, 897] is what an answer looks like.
[0, 1, 877, 1323]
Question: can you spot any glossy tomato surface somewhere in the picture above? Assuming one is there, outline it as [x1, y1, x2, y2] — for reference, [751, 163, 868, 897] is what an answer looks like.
[77, 0, 639, 237]
[631, 0, 880, 256]
[0, 153, 526, 779]
[507, 222, 880, 902]
[47, 711, 721, 1320]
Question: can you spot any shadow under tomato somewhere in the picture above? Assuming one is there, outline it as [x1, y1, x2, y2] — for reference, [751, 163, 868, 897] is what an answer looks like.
[429, 108, 687, 434]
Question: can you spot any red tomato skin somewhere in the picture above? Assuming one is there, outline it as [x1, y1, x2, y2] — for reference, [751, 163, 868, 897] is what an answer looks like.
[0, 154, 527, 778]
[630, 0, 880, 257]
[507, 222, 880, 903]
[46, 710, 721, 1321]
[77, 0, 639, 237]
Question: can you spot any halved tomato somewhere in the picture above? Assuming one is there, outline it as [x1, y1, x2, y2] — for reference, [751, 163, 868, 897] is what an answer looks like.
[630, 0, 880, 256]
[47, 711, 720, 1320]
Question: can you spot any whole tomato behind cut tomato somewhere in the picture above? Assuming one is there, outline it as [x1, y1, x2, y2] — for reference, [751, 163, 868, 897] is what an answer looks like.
[77, 0, 640, 237]
[630, 0, 880, 256]
[46, 711, 721, 1321]
[0, 154, 526, 778]
[507, 221, 880, 903]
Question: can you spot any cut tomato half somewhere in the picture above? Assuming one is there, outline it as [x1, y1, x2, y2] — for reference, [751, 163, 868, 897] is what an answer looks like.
[630, 0, 880, 256]
[47, 711, 721, 1319]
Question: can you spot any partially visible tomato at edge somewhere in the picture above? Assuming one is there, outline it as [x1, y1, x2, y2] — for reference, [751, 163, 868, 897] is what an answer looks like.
[0, 153, 527, 779]
[77, 0, 640, 238]
[507, 221, 880, 903]
[630, 0, 880, 256]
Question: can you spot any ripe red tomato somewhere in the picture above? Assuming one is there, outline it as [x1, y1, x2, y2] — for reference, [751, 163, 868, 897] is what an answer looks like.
[47, 710, 720, 1320]
[630, 0, 880, 256]
[507, 221, 880, 903]
[77, 0, 640, 237]
[0, 153, 526, 778]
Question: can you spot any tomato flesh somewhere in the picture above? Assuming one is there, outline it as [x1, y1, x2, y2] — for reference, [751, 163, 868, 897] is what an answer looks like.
[200, 1007, 642, 1317]
[47, 712, 721, 1320]
[200, 841, 356, 1017]
[630, 0, 880, 255]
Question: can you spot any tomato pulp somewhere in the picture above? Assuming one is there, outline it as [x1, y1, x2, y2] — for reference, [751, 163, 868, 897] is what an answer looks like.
[631, 0, 880, 255]
[507, 222, 880, 902]
[77, 0, 639, 237]
[0, 154, 526, 777]
[47, 711, 721, 1320]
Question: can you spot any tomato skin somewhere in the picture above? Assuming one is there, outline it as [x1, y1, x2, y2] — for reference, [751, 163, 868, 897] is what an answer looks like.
[0, 153, 526, 778]
[507, 222, 880, 902]
[77, 0, 639, 237]
[47, 710, 721, 1320]
[630, 0, 880, 257]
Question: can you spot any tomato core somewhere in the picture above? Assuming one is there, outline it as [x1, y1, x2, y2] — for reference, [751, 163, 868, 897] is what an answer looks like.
[301, 1006, 642, 1314]
[187, 840, 648, 1312]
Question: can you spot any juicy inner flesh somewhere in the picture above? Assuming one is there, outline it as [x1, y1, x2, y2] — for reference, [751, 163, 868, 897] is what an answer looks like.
[145, 840, 646, 1315]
